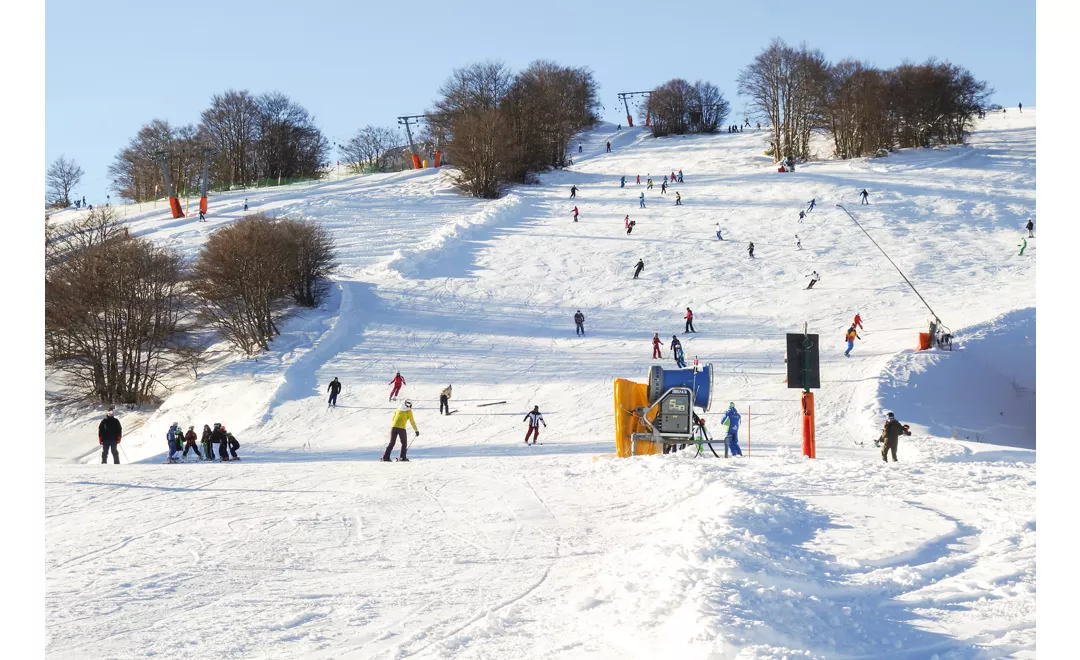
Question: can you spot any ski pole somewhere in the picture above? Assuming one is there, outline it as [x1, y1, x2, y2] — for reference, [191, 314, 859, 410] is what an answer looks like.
[119, 443, 129, 464]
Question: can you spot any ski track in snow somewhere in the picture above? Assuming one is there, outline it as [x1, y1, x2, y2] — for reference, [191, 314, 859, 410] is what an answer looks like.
[45, 111, 1036, 658]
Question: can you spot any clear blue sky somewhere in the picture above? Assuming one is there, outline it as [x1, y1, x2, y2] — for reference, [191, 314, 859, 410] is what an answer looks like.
[46, 0, 1034, 202]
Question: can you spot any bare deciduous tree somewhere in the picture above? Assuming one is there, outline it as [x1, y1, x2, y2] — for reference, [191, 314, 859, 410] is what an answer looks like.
[46, 155, 84, 207]
[340, 126, 401, 173]
[646, 79, 730, 137]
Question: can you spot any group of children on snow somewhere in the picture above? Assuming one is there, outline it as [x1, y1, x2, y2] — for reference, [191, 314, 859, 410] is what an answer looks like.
[165, 421, 240, 463]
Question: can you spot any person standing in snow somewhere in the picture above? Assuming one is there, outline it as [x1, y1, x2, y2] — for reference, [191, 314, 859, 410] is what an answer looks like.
[578, 144, 583, 153]
[1018, 237, 1027, 256]
[1026, 219, 1034, 237]
[844, 325, 861, 357]
[639, 192, 647, 209]
[388, 371, 406, 401]
[647, 178, 654, 190]
[853, 313, 863, 330]
[243, 199, 248, 211]
[383, 400, 418, 462]
[715, 224, 723, 241]
[224, 429, 240, 460]
[574, 310, 585, 336]
[880, 412, 910, 462]
[672, 341, 687, 369]
[182, 425, 203, 459]
[806, 270, 820, 289]
[652, 333, 664, 359]
[572, 206, 579, 222]
[636, 174, 640, 185]
[677, 169, 683, 183]
[523, 406, 546, 445]
[684, 307, 696, 333]
[674, 191, 682, 205]
[606, 141, 611, 152]
[439, 385, 452, 415]
[625, 216, 635, 234]
[747, 242, 755, 258]
[795, 234, 802, 250]
[327, 377, 342, 407]
[721, 403, 743, 455]
[620, 176, 626, 188]
[661, 181, 667, 194]
[633, 259, 645, 279]
[806, 198, 816, 213]
[166, 422, 183, 463]
[201, 424, 214, 460]
[98, 407, 122, 464]
[199, 209, 206, 222]
[570, 185, 578, 199]
[1019, 102, 1023, 113]
[210, 423, 228, 461]
[859, 189, 869, 205]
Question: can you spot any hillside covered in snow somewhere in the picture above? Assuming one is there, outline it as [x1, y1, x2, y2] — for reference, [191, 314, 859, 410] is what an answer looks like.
[45, 110, 1036, 659]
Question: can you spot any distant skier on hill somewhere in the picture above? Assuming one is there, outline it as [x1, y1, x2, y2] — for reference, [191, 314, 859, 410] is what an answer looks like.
[439, 385, 452, 415]
[573, 206, 579, 222]
[715, 224, 723, 241]
[574, 310, 585, 336]
[625, 215, 635, 234]
[859, 189, 870, 205]
[663, 175, 668, 184]
[652, 333, 664, 359]
[684, 307, 696, 333]
[388, 372, 406, 401]
[199, 210, 206, 222]
[647, 179, 654, 190]
[636, 175, 641, 185]
[327, 377, 342, 407]
[97, 407, 122, 465]
[523, 406, 546, 445]
[620, 176, 626, 188]
[639, 193, 646, 209]
[570, 185, 578, 199]
[661, 181, 667, 194]
[677, 170, 683, 183]
[633, 258, 645, 279]
[1026, 219, 1034, 237]
[806, 270, 820, 289]
[1018, 237, 1027, 256]
[578, 144, 583, 153]
[1019, 102, 1023, 113]
[671, 337, 687, 368]
[795, 234, 802, 250]
[798, 210, 805, 223]
[243, 199, 248, 211]
[853, 313, 863, 330]
[606, 141, 611, 152]
[807, 198, 816, 213]
[383, 400, 418, 462]
[675, 192, 682, 205]
[747, 242, 755, 258]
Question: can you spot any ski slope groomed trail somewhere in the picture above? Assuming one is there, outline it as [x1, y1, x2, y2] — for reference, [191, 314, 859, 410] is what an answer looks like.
[45, 110, 1036, 659]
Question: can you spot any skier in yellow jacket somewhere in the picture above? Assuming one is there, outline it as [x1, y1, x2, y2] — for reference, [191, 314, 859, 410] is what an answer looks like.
[383, 400, 419, 462]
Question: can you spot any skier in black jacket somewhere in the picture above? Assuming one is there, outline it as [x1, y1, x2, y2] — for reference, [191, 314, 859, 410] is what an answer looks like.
[210, 423, 229, 461]
[97, 407, 122, 464]
[327, 377, 342, 407]
[201, 424, 215, 460]
[633, 259, 645, 279]
[574, 310, 585, 336]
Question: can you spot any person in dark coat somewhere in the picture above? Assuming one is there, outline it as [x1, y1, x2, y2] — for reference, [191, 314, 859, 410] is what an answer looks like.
[201, 424, 215, 460]
[880, 412, 911, 462]
[210, 423, 229, 461]
[224, 429, 240, 460]
[327, 377, 342, 407]
[633, 259, 645, 279]
[1026, 219, 1034, 237]
[98, 407, 122, 464]
[574, 310, 585, 336]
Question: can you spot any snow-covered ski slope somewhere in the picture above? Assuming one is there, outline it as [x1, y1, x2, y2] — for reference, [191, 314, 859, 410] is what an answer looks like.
[45, 110, 1036, 659]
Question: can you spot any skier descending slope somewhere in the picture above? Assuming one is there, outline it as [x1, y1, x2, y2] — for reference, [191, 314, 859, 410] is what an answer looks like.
[806, 270, 820, 290]
[844, 324, 861, 357]
[716, 224, 723, 241]
[721, 403, 743, 456]
[859, 189, 870, 205]
[572, 206, 579, 222]
[633, 259, 645, 279]
[327, 377, 342, 407]
[523, 406, 546, 445]
[853, 312, 863, 330]
[388, 372, 406, 401]
[570, 185, 578, 199]
[806, 198, 817, 213]
[383, 400, 418, 462]
[747, 242, 755, 258]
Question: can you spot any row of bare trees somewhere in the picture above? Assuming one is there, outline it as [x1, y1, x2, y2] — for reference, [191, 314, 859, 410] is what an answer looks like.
[338, 125, 402, 173]
[109, 91, 330, 202]
[738, 38, 992, 161]
[46, 209, 336, 404]
[424, 60, 601, 197]
[645, 79, 731, 137]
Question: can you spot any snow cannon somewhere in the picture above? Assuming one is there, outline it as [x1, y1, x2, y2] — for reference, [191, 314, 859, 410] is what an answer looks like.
[647, 364, 713, 412]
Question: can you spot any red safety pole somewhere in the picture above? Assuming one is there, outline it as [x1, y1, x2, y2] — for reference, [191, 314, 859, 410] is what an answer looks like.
[801, 392, 816, 458]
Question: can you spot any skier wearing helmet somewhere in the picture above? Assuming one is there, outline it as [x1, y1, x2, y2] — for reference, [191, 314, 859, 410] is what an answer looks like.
[383, 399, 419, 462]
[721, 403, 743, 456]
[210, 423, 228, 461]
[388, 372, 406, 401]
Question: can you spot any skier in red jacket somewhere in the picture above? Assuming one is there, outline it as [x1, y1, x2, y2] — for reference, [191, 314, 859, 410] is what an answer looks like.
[388, 372, 406, 401]
[853, 313, 863, 330]
[684, 307, 696, 333]
[652, 333, 664, 359]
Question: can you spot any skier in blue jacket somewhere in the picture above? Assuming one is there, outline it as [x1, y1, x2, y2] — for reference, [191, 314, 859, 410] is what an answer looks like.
[721, 403, 743, 456]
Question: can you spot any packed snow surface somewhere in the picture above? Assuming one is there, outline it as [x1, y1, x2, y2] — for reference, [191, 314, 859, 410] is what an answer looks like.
[45, 110, 1036, 658]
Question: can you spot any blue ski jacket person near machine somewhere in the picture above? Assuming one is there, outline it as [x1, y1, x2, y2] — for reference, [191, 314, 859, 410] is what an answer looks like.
[721, 403, 743, 456]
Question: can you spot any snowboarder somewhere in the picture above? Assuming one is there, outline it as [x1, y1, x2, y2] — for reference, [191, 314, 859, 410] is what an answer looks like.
[182, 426, 203, 459]
[633, 259, 645, 279]
[439, 385, 452, 415]
[201, 424, 214, 460]
[606, 141, 611, 153]
[807, 198, 816, 213]
[677, 169, 683, 183]
[661, 181, 667, 194]
[798, 210, 805, 223]
[1018, 237, 1027, 256]
[721, 403, 743, 456]
[715, 223, 723, 241]
[327, 377, 342, 407]
[844, 325, 861, 357]
[1026, 219, 1034, 237]
[684, 307, 696, 333]
[224, 429, 240, 460]
[388, 372, 406, 401]
[672, 341, 687, 368]
[573, 206, 579, 222]
[383, 400, 418, 462]
[880, 412, 910, 462]
[570, 185, 578, 199]
[523, 405, 547, 445]
[652, 333, 664, 359]
[795, 234, 802, 250]
[97, 407, 122, 464]
[210, 423, 228, 461]
[620, 176, 626, 188]
[574, 310, 585, 336]
[639, 193, 646, 209]
[675, 192, 682, 205]
[243, 199, 248, 211]
[806, 270, 820, 289]
[747, 242, 755, 258]
[859, 189, 869, 205]
[199, 210, 206, 221]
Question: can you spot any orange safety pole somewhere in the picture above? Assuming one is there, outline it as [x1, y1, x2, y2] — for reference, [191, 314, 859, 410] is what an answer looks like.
[626, 114, 633, 127]
[434, 151, 442, 168]
[801, 392, 816, 458]
[747, 406, 750, 456]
